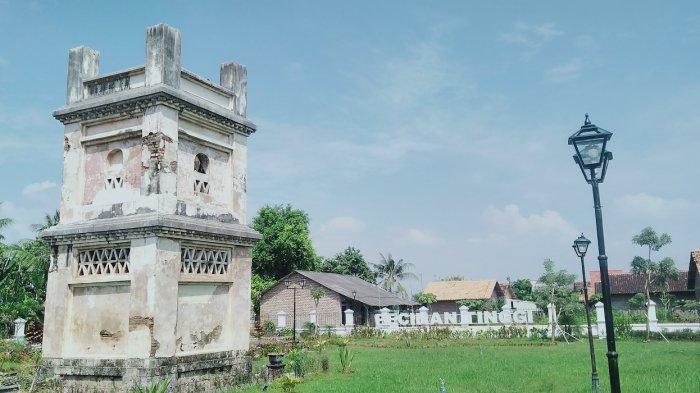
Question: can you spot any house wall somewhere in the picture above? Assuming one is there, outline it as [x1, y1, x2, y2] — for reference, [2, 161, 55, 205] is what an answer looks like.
[610, 292, 696, 310]
[260, 273, 343, 328]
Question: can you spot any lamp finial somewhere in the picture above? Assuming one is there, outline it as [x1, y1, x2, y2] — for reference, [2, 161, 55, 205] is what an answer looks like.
[584, 113, 591, 125]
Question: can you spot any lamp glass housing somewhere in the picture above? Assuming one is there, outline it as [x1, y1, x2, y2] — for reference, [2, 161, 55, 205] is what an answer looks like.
[568, 116, 613, 177]
[284, 279, 292, 288]
[299, 279, 307, 288]
[573, 234, 591, 258]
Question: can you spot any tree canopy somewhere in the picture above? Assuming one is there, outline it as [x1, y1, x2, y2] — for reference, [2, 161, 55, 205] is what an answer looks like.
[251, 204, 319, 280]
[373, 253, 417, 299]
[320, 246, 375, 283]
[630, 226, 679, 340]
[533, 259, 580, 327]
[0, 208, 52, 335]
[511, 279, 534, 301]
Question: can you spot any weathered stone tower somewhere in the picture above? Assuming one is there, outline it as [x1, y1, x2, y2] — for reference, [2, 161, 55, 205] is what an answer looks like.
[41, 23, 259, 391]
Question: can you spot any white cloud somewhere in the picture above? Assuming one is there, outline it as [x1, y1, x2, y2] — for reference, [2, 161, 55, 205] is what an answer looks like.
[22, 180, 57, 196]
[547, 59, 583, 82]
[500, 22, 563, 49]
[406, 228, 441, 246]
[614, 193, 697, 219]
[321, 216, 366, 234]
[483, 204, 578, 238]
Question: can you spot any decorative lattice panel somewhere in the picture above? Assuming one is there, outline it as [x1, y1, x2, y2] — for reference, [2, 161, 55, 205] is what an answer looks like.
[181, 247, 230, 275]
[105, 177, 124, 189]
[194, 179, 210, 194]
[77, 247, 130, 276]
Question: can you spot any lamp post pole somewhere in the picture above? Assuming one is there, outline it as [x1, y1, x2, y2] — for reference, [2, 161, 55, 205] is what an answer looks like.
[574, 234, 600, 393]
[285, 278, 306, 345]
[590, 174, 620, 393]
[292, 286, 297, 344]
[568, 114, 620, 393]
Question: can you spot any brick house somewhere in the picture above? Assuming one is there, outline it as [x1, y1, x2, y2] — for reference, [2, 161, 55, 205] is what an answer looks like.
[259, 270, 416, 329]
[594, 271, 694, 309]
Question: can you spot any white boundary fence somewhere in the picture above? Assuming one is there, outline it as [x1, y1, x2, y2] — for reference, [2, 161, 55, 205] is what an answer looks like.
[262, 301, 700, 337]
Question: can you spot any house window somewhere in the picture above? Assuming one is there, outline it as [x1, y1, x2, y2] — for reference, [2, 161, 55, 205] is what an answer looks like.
[194, 153, 209, 174]
[193, 153, 210, 194]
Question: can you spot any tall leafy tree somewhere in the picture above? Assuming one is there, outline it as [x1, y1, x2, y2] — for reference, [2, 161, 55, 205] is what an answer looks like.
[413, 292, 437, 310]
[630, 227, 679, 340]
[373, 253, 417, 299]
[320, 246, 375, 283]
[0, 202, 12, 241]
[533, 259, 579, 341]
[31, 209, 60, 232]
[251, 204, 318, 280]
[511, 279, 534, 301]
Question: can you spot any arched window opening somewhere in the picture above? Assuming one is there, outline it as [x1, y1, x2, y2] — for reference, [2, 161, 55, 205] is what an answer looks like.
[105, 149, 124, 189]
[107, 149, 124, 171]
[194, 153, 209, 174]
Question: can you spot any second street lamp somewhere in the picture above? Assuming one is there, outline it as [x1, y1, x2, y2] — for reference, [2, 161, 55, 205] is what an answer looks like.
[573, 234, 600, 393]
[569, 114, 620, 393]
[285, 278, 307, 344]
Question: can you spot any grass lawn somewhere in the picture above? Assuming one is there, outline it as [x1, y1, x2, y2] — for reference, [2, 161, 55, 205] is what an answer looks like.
[236, 340, 700, 393]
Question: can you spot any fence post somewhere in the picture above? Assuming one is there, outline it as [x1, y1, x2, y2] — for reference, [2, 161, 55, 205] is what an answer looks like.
[459, 305, 470, 326]
[13, 318, 27, 340]
[344, 309, 355, 329]
[647, 299, 658, 332]
[547, 303, 556, 338]
[379, 307, 391, 328]
[418, 306, 430, 327]
[276, 311, 286, 329]
[309, 310, 317, 325]
[595, 302, 606, 339]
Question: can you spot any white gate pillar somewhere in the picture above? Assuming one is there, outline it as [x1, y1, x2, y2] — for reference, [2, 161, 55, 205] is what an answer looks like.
[309, 309, 317, 325]
[13, 318, 27, 340]
[595, 302, 606, 338]
[344, 308, 355, 328]
[459, 305, 470, 326]
[547, 303, 557, 338]
[647, 299, 658, 332]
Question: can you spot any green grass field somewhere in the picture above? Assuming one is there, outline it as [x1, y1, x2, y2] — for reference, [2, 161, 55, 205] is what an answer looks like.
[237, 340, 700, 393]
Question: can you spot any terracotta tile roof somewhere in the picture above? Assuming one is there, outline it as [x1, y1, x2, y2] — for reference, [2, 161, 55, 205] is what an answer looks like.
[688, 250, 700, 289]
[594, 271, 691, 295]
[424, 280, 499, 301]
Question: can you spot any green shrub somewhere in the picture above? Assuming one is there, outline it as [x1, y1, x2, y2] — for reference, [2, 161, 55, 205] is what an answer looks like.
[262, 321, 276, 335]
[276, 374, 301, 393]
[613, 313, 632, 338]
[320, 355, 330, 373]
[132, 379, 171, 393]
[0, 340, 30, 365]
[629, 328, 700, 341]
[300, 322, 317, 339]
[337, 343, 355, 373]
[286, 348, 310, 377]
[350, 326, 384, 339]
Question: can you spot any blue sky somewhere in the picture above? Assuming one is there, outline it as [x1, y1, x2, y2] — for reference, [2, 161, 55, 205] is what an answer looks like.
[1, 1, 698, 292]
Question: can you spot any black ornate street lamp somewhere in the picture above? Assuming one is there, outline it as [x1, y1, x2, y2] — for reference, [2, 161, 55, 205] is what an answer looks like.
[573, 234, 600, 393]
[285, 278, 307, 344]
[569, 114, 620, 393]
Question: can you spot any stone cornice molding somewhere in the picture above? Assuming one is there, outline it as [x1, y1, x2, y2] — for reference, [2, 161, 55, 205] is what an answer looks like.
[53, 84, 256, 136]
[41, 213, 261, 247]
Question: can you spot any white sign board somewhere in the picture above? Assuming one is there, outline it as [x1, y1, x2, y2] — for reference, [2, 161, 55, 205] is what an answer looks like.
[375, 309, 535, 327]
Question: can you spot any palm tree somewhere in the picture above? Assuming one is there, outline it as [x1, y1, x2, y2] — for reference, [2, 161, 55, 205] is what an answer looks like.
[373, 253, 417, 299]
[31, 210, 60, 232]
[0, 202, 13, 241]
